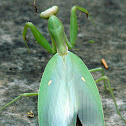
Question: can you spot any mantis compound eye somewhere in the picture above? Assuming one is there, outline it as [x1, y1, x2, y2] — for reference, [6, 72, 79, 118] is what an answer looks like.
[40, 6, 59, 19]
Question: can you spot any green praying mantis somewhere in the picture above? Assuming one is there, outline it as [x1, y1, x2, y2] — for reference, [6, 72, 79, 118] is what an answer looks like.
[0, 5, 126, 126]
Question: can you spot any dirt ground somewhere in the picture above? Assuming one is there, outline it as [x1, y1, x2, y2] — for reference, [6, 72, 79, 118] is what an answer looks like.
[0, 0, 126, 126]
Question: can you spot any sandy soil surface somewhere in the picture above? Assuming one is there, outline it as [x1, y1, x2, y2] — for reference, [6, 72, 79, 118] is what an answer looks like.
[0, 0, 126, 125]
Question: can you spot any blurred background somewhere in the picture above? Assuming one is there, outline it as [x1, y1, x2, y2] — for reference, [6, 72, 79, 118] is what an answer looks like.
[0, 0, 126, 125]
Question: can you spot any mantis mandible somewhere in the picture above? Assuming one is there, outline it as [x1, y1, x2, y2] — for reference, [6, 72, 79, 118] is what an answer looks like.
[0, 5, 126, 126]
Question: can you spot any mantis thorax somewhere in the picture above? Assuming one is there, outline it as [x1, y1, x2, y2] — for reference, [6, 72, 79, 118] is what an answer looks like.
[48, 15, 68, 56]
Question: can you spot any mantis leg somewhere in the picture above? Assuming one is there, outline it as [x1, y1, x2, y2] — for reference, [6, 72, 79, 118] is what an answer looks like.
[94, 76, 126, 123]
[65, 6, 94, 49]
[0, 93, 38, 111]
[89, 67, 109, 91]
[23, 22, 56, 54]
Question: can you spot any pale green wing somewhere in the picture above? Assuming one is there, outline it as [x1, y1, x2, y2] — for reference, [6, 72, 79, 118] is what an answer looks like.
[68, 52, 105, 126]
[38, 53, 77, 126]
[38, 51, 105, 126]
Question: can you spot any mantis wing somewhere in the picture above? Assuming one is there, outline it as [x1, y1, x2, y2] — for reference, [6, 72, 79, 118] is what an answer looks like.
[38, 52, 77, 126]
[38, 51, 105, 126]
[70, 52, 105, 126]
